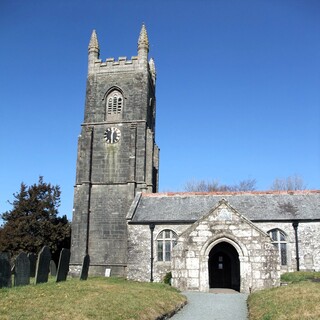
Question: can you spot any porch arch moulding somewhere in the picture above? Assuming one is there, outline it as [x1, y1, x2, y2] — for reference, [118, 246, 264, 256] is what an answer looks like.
[198, 234, 251, 292]
[200, 234, 249, 260]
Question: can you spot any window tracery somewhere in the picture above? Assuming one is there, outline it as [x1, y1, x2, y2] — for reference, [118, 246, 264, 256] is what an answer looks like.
[157, 229, 177, 262]
[268, 228, 287, 265]
[106, 90, 123, 116]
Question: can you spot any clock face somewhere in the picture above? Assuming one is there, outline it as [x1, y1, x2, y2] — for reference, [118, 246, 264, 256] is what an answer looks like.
[104, 127, 121, 144]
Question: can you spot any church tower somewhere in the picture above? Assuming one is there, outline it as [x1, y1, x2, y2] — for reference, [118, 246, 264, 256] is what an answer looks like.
[70, 25, 159, 276]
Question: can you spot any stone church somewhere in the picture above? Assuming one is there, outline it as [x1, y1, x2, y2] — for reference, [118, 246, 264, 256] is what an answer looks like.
[70, 25, 320, 293]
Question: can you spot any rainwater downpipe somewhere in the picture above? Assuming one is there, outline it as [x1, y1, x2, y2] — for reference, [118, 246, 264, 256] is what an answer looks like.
[149, 223, 155, 282]
[292, 220, 300, 271]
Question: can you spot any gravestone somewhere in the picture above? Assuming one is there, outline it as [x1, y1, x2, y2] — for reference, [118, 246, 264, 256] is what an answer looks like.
[35, 246, 51, 284]
[56, 248, 70, 282]
[80, 254, 90, 280]
[14, 252, 30, 286]
[50, 260, 57, 276]
[28, 253, 37, 277]
[105, 268, 111, 277]
[0, 252, 11, 288]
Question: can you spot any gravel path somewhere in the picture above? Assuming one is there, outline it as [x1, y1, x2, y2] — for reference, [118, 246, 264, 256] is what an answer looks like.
[170, 291, 248, 320]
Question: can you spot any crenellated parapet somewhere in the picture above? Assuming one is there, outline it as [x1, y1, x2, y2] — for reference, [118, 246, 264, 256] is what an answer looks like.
[89, 56, 155, 81]
[90, 55, 141, 72]
[88, 24, 153, 76]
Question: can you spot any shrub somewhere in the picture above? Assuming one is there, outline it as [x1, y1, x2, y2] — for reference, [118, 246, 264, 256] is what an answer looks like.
[163, 272, 172, 285]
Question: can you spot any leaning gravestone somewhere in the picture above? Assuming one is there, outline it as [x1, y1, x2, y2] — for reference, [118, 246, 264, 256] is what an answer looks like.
[80, 254, 90, 280]
[0, 252, 11, 288]
[28, 253, 37, 277]
[35, 246, 51, 284]
[50, 260, 57, 276]
[56, 248, 70, 282]
[14, 252, 30, 287]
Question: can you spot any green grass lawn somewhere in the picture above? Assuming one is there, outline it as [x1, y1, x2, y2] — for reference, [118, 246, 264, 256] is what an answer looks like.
[248, 272, 320, 320]
[0, 277, 186, 320]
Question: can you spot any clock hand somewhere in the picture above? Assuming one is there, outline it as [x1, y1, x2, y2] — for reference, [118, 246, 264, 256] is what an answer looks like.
[111, 130, 114, 142]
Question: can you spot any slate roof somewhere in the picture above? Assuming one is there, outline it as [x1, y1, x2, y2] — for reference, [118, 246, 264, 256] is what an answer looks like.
[127, 191, 320, 223]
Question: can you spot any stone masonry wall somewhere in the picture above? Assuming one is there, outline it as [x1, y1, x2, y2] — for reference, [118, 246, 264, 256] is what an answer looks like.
[128, 201, 281, 292]
[127, 224, 189, 282]
[171, 201, 280, 293]
[127, 202, 319, 292]
[257, 222, 320, 272]
[71, 28, 158, 276]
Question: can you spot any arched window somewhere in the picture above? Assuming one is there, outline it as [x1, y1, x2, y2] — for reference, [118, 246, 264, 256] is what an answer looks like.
[157, 229, 177, 262]
[106, 90, 123, 116]
[268, 229, 287, 266]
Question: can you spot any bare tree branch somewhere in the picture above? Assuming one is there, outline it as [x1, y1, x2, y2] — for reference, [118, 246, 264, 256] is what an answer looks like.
[184, 178, 256, 192]
[270, 174, 306, 191]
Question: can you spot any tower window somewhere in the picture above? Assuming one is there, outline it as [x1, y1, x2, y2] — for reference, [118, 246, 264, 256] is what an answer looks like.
[268, 229, 287, 266]
[157, 229, 177, 262]
[106, 91, 123, 116]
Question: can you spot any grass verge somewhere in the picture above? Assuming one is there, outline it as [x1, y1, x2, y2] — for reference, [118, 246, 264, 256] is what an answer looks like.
[0, 277, 186, 320]
[248, 272, 320, 320]
[280, 271, 320, 283]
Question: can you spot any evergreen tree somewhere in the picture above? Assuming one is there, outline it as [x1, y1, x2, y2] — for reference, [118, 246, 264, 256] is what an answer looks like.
[0, 176, 70, 263]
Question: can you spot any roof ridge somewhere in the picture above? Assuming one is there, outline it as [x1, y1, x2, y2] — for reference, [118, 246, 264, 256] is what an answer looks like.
[142, 190, 320, 197]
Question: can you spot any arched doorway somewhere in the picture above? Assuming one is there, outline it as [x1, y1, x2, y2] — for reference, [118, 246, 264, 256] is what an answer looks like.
[208, 242, 240, 291]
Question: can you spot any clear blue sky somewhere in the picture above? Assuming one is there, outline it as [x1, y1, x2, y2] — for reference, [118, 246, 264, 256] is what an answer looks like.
[1, 0, 319, 220]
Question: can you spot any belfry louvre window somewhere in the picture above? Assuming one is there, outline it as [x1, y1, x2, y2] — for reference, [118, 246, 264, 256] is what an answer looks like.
[268, 229, 287, 266]
[107, 91, 123, 115]
[157, 230, 177, 262]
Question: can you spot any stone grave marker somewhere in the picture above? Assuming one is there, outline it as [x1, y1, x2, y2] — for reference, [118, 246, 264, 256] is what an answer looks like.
[0, 252, 11, 288]
[28, 253, 37, 277]
[56, 248, 70, 282]
[50, 260, 57, 276]
[35, 246, 51, 284]
[14, 252, 30, 287]
[80, 254, 90, 280]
